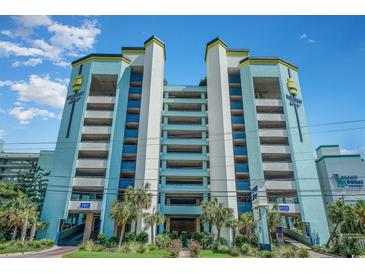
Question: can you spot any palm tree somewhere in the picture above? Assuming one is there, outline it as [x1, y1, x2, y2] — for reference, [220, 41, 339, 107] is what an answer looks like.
[353, 200, 365, 227]
[110, 199, 137, 247]
[29, 213, 47, 242]
[237, 212, 255, 240]
[124, 182, 152, 233]
[144, 208, 165, 244]
[326, 199, 347, 247]
[20, 202, 38, 242]
[227, 217, 238, 246]
[267, 210, 281, 242]
[201, 198, 233, 241]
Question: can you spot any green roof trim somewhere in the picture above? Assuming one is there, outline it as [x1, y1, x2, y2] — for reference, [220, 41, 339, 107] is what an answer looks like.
[315, 154, 362, 163]
[315, 145, 340, 151]
[71, 53, 131, 66]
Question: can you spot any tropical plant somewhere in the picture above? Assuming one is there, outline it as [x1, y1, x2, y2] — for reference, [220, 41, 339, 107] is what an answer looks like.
[144, 208, 165, 244]
[326, 199, 349, 247]
[267, 211, 281, 242]
[155, 233, 171, 249]
[169, 239, 182, 257]
[20, 202, 38, 242]
[136, 231, 149, 244]
[189, 240, 201, 258]
[124, 182, 152, 233]
[352, 200, 365, 227]
[201, 198, 233, 241]
[236, 212, 256, 242]
[109, 199, 137, 247]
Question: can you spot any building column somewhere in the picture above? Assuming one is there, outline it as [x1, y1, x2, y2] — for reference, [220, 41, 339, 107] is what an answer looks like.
[83, 213, 93, 242]
[255, 207, 271, 251]
[166, 217, 171, 232]
[195, 218, 201, 232]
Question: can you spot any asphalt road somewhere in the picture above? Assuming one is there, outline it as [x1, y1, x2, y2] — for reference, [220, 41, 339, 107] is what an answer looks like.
[0, 246, 77, 258]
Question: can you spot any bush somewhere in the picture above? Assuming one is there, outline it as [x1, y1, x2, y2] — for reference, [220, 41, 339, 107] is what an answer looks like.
[107, 236, 119, 248]
[217, 237, 228, 246]
[124, 232, 136, 243]
[296, 247, 309, 258]
[212, 243, 230, 254]
[189, 241, 201, 258]
[136, 232, 149, 244]
[230, 247, 240, 257]
[79, 240, 95, 251]
[260, 250, 276, 258]
[240, 243, 252, 255]
[119, 245, 131, 253]
[280, 246, 296, 258]
[180, 231, 188, 246]
[137, 244, 147, 253]
[169, 239, 182, 257]
[335, 237, 361, 258]
[235, 234, 248, 247]
[38, 239, 54, 247]
[156, 234, 171, 249]
[312, 245, 321, 252]
[192, 232, 206, 244]
[97, 234, 107, 245]
[170, 230, 179, 240]
[147, 244, 157, 251]
[93, 244, 106, 252]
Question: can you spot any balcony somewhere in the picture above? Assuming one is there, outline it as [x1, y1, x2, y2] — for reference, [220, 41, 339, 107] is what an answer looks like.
[161, 138, 208, 146]
[130, 74, 143, 82]
[235, 163, 249, 173]
[263, 162, 292, 172]
[236, 181, 251, 191]
[259, 129, 287, 138]
[121, 161, 136, 170]
[265, 180, 296, 191]
[122, 145, 137, 155]
[256, 99, 282, 107]
[124, 129, 138, 138]
[161, 169, 209, 177]
[238, 203, 252, 213]
[127, 100, 141, 109]
[73, 177, 105, 188]
[79, 142, 109, 151]
[261, 145, 290, 154]
[269, 203, 300, 215]
[231, 101, 243, 110]
[164, 205, 202, 215]
[82, 126, 111, 135]
[129, 87, 142, 94]
[126, 114, 139, 123]
[257, 113, 285, 122]
[161, 153, 208, 161]
[162, 124, 207, 131]
[76, 159, 107, 169]
[232, 131, 246, 140]
[161, 184, 208, 193]
[230, 88, 242, 96]
[164, 98, 207, 104]
[231, 116, 245, 124]
[119, 179, 135, 189]
[87, 96, 115, 104]
[162, 110, 207, 117]
[85, 110, 114, 119]
[228, 75, 241, 84]
[68, 200, 102, 212]
[234, 146, 247, 156]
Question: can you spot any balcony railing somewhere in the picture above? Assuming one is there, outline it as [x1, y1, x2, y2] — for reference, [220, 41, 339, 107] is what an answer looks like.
[127, 100, 141, 108]
[122, 146, 137, 154]
[235, 163, 249, 173]
[126, 114, 139, 123]
[121, 161, 136, 170]
[130, 74, 143, 82]
[231, 101, 243, 110]
[231, 116, 245, 124]
[230, 88, 242, 96]
[129, 87, 142, 94]
[238, 202, 252, 213]
[234, 146, 247, 156]
[124, 129, 138, 138]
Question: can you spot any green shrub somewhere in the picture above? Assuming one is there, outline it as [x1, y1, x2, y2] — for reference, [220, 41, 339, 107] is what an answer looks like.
[156, 234, 171, 249]
[96, 233, 107, 245]
[296, 247, 309, 258]
[235, 234, 248, 247]
[230, 247, 240, 257]
[137, 244, 147, 253]
[312, 245, 321, 252]
[217, 237, 228, 246]
[260, 250, 276, 258]
[189, 240, 201, 258]
[83, 240, 95, 251]
[335, 237, 361, 258]
[119, 245, 131, 253]
[31, 241, 42, 248]
[250, 234, 258, 246]
[212, 243, 230, 254]
[136, 232, 149, 244]
[192, 232, 206, 244]
[169, 239, 182, 257]
[124, 232, 136, 243]
[280, 246, 296, 258]
[107, 236, 119, 248]
[240, 243, 252, 255]
[147, 244, 156, 251]
[93, 244, 105, 252]
[170, 230, 179, 240]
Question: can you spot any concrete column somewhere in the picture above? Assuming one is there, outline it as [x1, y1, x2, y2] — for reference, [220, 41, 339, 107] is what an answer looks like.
[83, 213, 93, 242]
[196, 218, 201, 232]
[166, 217, 171, 232]
[206, 38, 238, 244]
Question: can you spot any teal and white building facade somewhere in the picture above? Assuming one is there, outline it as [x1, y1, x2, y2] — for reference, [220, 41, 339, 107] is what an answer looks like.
[41, 36, 330, 248]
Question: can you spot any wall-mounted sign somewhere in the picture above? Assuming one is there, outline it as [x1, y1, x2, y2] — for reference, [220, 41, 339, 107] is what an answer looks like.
[278, 205, 290, 212]
[80, 202, 91, 209]
[333, 173, 364, 188]
[251, 185, 258, 201]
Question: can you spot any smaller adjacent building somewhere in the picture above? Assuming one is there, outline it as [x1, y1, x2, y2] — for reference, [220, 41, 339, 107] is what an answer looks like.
[315, 145, 365, 206]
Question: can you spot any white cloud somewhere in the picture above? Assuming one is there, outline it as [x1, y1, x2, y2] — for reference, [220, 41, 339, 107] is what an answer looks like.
[12, 58, 43, 67]
[0, 75, 67, 109]
[0, 129, 5, 139]
[8, 106, 55, 124]
[0, 16, 101, 67]
[299, 33, 317, 44]
[340, 147, 365, 156]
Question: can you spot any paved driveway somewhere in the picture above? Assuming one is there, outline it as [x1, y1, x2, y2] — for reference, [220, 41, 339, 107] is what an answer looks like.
[0, 246, 77, 258]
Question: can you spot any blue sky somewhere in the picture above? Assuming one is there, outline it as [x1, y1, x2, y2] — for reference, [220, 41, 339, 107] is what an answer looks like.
[0, 16, 364, 155]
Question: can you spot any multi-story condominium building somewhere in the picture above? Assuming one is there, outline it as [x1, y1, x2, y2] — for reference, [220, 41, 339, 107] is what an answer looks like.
[0, 139, 54, 184]
[40, 36, 330, 249]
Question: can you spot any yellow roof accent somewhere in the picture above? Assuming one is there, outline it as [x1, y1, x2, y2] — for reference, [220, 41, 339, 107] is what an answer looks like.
[71, 56, 131, 67]
[240, 58, 298, 71]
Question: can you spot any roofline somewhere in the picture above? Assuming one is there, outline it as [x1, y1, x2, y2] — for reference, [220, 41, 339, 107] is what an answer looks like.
[144, 35, 166, 60]
[205, 37, 227, 61]
[71, 54, 131, 67]
[316, 145, 340, 151]
[240, 56, 298, 71]
[315, 154, 362, 163]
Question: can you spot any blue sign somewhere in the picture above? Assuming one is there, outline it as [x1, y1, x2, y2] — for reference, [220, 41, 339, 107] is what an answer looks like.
[80, 202, 91, 209]
[278, 205, 290, 212]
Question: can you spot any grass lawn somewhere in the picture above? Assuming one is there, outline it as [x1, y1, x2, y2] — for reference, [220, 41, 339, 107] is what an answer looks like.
[0, 246, 48, 255]
[63, 249, 171, 258]
[199, 250, 243, 258]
